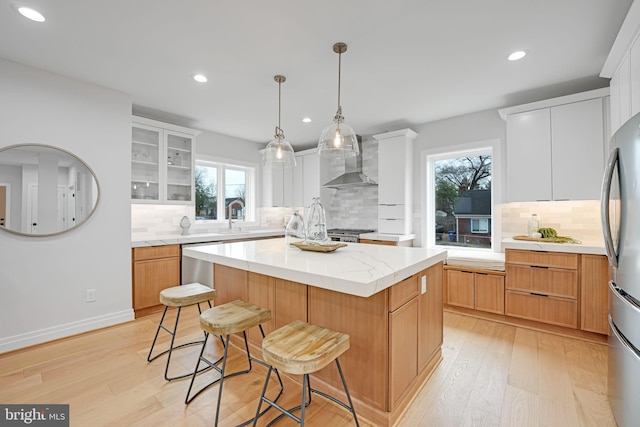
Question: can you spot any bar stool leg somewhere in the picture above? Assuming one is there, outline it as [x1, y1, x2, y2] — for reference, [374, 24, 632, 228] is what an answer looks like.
[335, 359, 360, 427]
[147, 303, 214, 381]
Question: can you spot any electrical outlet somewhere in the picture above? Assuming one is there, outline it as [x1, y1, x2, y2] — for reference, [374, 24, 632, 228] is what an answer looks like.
[86, 289, 96, 303]
[421, 275, 427, 294]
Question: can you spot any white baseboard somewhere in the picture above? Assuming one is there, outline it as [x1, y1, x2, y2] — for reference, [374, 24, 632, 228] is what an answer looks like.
[0, 309, 135, 354]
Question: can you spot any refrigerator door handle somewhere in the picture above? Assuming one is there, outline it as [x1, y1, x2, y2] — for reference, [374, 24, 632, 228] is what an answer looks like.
[601, 147, 619, 268]
[610, 280, 640, 314]
[609, 315, 640, 362]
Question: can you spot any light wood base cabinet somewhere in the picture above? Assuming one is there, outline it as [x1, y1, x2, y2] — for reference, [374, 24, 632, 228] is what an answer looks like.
[580, 255, 610, 334]
[132, 245, 181, 317]
[360, 238, 413, 247]
[505, 249, 578, 328]
[445, 266, 505, 315]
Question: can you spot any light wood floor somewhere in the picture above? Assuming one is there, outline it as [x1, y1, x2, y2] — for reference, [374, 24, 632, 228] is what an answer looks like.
[0, 310, 615, 426]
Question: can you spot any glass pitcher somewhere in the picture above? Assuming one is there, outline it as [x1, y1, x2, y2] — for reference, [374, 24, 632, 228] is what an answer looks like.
[306, 197, 330, 244]
[285, 211, 306, 246]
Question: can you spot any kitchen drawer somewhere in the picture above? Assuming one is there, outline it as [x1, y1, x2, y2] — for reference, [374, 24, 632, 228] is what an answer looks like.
[505, 249, 578, 270]
[505, 290, 578, 328]
[389, 273, 419, 312]
[378, 218, 406, 234]
[379, 204, 405, 218]
[133, 244, 180, 261]
[506, 264, 577, 299]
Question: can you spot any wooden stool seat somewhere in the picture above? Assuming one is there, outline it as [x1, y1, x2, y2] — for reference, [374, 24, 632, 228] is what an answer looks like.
[199, 299, 272, 335]
[159, 282, 217, 307]
[262, 320, 350, 375]
[252, 320, 359, 426]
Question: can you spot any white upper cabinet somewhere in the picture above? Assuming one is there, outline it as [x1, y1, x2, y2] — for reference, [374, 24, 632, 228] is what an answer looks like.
[131, 117, 198, 204]
[601, 0, 640, 135]
[374, 129, 417, 235]
[505, 108, 552, 202]
[551, 98, 605, 200]
[262, 148, 319, 209]
[500, 89, 608, 202]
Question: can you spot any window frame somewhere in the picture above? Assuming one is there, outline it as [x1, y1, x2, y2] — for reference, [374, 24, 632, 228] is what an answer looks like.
[194, 154, 257, 224]
[421, 138, 502, 251]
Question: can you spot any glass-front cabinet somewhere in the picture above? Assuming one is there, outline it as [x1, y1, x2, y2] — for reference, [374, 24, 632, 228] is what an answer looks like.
[131, 117, 199, 204]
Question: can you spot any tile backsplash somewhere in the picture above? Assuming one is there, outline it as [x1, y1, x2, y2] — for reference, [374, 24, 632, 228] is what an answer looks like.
[131, 204, 296, 235]
[500, 200, 603, 244]
[323, 137, 379, 230]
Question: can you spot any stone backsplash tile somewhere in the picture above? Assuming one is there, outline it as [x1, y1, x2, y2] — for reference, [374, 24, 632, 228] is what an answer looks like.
[500, 200, 603, 244]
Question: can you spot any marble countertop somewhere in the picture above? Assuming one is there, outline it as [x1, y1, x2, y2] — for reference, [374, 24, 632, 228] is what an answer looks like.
[359, 232, 415, 242]
[131, 228, 285, 248]
[501, 237, 606, 255]
[182, 238, 447, 298]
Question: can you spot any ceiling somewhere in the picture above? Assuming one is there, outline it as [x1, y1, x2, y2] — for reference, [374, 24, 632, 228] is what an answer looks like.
[0, 0, 633, 150]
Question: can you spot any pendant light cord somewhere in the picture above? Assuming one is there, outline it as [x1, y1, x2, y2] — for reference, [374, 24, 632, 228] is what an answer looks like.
[274, 75, 285, 140]
[337, 50, 342, 110]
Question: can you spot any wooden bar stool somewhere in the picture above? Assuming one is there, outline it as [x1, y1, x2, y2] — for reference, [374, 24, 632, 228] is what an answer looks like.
[185, 299, 283, 427]
[252, 320, 359, 426]
[147, 282, 217, 381]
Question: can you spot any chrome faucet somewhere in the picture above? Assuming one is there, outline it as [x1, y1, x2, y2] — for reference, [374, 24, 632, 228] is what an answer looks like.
[228, 199, 244, 231]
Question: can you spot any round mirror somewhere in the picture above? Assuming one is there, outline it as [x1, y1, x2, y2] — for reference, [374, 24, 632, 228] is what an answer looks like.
[0, 144, 100, 236]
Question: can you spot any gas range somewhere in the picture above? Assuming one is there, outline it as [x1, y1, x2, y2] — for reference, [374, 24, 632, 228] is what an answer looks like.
[326, 228, 376, 243]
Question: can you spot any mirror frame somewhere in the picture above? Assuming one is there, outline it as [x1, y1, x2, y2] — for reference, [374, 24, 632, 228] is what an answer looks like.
[0, 143, 101, 237]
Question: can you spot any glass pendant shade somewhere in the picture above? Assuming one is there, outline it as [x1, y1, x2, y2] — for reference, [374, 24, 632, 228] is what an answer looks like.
[318, 42, 359, 159]
[263, 74, 296, 168]
[263, 137, 296, 168]
[318, 118, 359, 159]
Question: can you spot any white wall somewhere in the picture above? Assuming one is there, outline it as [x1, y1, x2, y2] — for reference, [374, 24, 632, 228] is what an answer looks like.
[412, 109, 507, 247]
[0, 59, 133, 353]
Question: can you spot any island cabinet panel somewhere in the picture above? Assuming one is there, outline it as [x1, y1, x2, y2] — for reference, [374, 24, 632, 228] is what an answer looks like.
[274, 278, 308, 329]
[389, 298, 418, 408]
[308, 287, 390, 414]
[418, 263, 443, 372]
[213, 264, 247, 304]
[389, 274, 419, 311]
[580, 255, 610, 334]
[132, 245, 180, 316]
[246, 272, 275, 345]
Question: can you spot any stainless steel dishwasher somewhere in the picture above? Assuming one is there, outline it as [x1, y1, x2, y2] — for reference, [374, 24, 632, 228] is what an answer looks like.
[181, 241, 221, 288]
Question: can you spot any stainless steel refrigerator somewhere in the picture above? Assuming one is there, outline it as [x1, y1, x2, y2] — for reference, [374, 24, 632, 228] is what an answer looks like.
[602, 111, 640, 427]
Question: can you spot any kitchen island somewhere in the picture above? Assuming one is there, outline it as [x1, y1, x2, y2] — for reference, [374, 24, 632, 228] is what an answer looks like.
[183, 238, 447, 426]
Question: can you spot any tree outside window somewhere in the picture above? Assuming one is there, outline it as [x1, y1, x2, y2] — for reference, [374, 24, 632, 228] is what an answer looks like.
[434, 154, 492, 248]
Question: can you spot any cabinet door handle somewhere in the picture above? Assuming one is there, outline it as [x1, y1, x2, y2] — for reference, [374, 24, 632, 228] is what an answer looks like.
[530, 292, 549, 297]
[531, 265, 549, 269]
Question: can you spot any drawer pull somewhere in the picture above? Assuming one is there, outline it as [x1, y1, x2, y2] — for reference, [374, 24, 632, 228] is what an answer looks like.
[531, 266, 549, 269]
[530, 292, 548, 297]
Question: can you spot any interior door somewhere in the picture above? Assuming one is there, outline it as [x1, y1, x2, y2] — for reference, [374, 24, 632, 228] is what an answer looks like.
[0, 185, 7, 228]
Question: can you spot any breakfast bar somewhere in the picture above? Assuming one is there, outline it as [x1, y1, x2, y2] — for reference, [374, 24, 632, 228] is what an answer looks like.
[182, 238, 447, 426]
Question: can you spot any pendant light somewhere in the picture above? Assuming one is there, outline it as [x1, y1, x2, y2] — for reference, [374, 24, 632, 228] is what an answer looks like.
[263, 75, 296, 168]
[318, 42, 359, 159]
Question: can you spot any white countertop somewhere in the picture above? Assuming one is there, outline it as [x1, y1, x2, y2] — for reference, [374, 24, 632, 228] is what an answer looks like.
[501, 237, 606, 255]
[131, 229, 285, 247]
[182, 238, 447, 298]
[360, 232, 415, 242]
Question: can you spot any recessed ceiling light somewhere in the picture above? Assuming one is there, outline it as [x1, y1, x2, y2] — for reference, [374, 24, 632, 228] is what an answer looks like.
[16, 6, 45, 22]
[193, 74, 208, 83]
[508, 50, 526, 61]
[302, 117, 312, 123]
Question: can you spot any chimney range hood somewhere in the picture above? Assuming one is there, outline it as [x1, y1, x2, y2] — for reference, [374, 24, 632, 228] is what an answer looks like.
[322, 136, 377, 189]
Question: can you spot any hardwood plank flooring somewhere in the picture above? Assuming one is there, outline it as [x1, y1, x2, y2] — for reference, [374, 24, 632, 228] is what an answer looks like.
[0, 309, 614, 426]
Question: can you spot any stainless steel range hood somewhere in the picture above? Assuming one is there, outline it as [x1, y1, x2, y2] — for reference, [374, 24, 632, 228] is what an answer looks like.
[322, 136, 377, 189]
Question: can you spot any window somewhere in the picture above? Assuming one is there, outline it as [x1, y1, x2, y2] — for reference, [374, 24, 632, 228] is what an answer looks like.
[471, 218, 489, 233]
[426, 145, 494, 249]
[194, 155, 255, 223]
